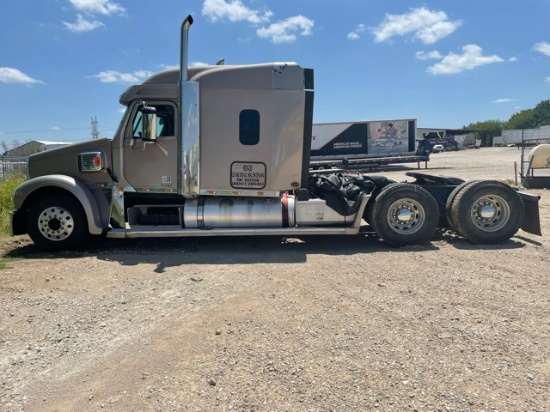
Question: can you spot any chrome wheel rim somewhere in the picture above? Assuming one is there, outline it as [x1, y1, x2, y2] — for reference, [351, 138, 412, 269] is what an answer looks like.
[386, 198, 425, 234]
[470, 194, 510, 232]
[38, 206, 75, 241]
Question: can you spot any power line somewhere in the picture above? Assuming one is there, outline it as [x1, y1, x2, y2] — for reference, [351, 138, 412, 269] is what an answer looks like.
[0, 126, 117, 136]
[0, 127, 91, 135]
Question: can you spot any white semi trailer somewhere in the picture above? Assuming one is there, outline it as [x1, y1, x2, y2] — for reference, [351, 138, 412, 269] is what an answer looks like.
[310, 119, 430, 170]
[11, 16, 541, 251]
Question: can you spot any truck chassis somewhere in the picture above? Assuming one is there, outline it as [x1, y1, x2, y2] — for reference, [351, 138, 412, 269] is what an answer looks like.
[11, 170, 541, 251]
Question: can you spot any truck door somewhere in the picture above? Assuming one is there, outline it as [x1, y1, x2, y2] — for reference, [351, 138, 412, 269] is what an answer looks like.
[122, 101, 178, 192]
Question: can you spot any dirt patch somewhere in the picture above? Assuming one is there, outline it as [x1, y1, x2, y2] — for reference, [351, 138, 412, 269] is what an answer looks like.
[1, 147, 549, 411]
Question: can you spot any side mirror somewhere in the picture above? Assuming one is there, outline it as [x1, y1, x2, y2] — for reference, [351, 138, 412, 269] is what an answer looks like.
[141, 104, 157, 141]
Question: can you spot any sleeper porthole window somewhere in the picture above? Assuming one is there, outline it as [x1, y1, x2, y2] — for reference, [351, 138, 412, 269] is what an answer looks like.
[239, 110, 260, 145]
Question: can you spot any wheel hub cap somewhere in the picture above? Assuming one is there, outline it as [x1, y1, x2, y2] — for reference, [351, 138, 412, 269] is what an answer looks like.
[38, 207, 74, 241]
[396, 208, 413, 223]
[479, 203, 496, 219]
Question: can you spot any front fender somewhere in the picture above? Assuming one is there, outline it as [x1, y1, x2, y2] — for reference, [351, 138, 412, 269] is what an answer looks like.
[12, 174, 110, 236]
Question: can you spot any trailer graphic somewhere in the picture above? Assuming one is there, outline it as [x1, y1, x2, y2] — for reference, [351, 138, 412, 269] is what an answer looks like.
[311, 120, 428, 170]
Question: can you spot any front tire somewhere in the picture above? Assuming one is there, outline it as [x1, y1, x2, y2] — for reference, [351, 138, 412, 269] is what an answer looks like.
[26, 194, 88, 251]
[370, 183, 439, 247]
[450, 181, 524, 244]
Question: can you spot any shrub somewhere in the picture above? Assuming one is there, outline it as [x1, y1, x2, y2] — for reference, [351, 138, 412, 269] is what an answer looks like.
[0, 172, 26, 237]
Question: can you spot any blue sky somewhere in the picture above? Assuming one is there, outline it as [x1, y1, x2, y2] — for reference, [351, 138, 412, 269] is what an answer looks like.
[1, 0, 549, 148]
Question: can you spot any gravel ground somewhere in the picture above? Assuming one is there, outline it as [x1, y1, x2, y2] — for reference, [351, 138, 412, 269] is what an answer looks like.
[1, 147, 549, 411]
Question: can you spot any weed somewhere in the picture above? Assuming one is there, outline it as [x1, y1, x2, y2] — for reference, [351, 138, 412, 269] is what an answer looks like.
[0, 172, 26, 237]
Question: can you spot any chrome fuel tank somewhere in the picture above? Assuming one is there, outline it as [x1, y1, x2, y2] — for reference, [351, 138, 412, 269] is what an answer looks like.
[184, 195, 295, 229]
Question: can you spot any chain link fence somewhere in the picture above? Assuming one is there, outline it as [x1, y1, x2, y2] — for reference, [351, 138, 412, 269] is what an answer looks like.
[1, 156, 29, 180]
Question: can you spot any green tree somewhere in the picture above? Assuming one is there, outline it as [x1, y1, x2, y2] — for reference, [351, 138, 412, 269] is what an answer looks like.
[506, 108, 536, 130]
[463, 119, 505, 139]
[532, 99, 550, 127]
[505, 99, 550, 130]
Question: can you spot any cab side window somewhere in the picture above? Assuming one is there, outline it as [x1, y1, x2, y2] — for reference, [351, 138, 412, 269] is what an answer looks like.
[132, 104, 175, 138]
[239, 110, 260, 145]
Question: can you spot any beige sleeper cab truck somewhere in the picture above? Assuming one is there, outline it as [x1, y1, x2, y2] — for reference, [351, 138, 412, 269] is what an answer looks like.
[11, 16, 542, 251]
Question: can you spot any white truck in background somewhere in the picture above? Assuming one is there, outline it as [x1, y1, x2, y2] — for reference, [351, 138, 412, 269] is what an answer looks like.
[10, 16, 541, 251]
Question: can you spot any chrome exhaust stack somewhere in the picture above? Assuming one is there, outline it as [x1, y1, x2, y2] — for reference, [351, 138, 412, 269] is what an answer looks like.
[179, 15, 193, 82]
[178, 15, 200, 197]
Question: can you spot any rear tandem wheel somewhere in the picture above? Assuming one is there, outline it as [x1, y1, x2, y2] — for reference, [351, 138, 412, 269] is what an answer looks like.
[449, 180, 524, 244]
[444, 180, 480, 232]
[369, 183, 439, 247]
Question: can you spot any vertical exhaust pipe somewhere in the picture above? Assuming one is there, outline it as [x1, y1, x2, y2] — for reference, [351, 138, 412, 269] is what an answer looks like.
[178, 15, 199, 196]
[180, 15, 194, 82]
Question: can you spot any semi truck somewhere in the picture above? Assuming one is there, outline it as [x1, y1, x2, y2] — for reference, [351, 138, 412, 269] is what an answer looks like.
[10, 16, 541, 251]
[310, 120, 430, 170]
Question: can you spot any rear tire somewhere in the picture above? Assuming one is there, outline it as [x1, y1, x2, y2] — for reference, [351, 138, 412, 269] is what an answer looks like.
[450, 181, 524, 244]
[26, 194, 88, 251]
[445, 180, 480, 232]
[370, 183, 439, 247]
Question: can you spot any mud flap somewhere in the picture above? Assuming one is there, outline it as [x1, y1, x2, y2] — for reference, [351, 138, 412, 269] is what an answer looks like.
[518, 191, 542, 236]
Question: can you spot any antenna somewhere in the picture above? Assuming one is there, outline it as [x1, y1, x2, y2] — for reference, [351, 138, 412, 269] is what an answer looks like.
[91, 116, 100, 139]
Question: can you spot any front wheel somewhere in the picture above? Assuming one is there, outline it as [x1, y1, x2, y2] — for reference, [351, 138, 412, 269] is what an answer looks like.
[26, 194, 88, 251]
[369, 183, 439, 247]
[450, 181, 524, 244]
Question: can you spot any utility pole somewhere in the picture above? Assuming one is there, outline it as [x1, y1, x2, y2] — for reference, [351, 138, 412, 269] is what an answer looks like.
[91, 116, 100, 139]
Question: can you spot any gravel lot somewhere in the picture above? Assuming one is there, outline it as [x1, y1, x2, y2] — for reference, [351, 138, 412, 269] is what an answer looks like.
[1, 147, 549, 411]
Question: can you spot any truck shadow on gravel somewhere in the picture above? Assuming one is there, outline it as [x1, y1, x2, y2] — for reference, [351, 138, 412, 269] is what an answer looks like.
[3, 229, 529, 271]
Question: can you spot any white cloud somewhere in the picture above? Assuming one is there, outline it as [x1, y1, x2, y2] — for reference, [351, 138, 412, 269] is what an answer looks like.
[373, 7, 461, 44]
[202, 0, 272, 24]
[92, 70, 153, 83]
[415, 50, 442, 60]
[0, 67, 45, 85]
[257, 15, 314, 44]
[545, 77, 550, 83]
[533, 41, 550, 57]
[63, 14, 104, 33]
[201, 1, 313, 43]
[426, 44, 504, 75]
[159, 64, 179, 70]
[509, 57, 518, 62]
[416, 20, 460, 44]
[493, 98, 513, 103]
[347, 24, 366, 40]
[68, 0, 125, 16]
